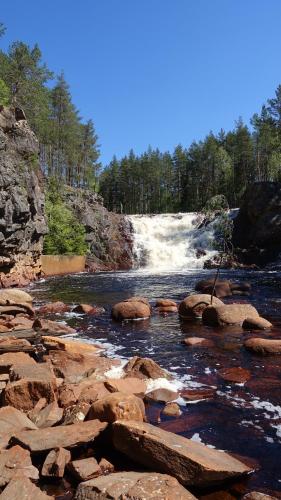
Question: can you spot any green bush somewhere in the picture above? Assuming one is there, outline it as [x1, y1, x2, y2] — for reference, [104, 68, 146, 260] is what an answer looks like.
[0, 79, 10, 106]
[43, 197, 88, 255]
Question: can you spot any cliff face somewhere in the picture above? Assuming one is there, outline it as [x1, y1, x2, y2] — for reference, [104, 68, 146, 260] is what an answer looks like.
[63, 188, 134, 271]
[233, 181, 281, 266]
[0, 106, 47, 287]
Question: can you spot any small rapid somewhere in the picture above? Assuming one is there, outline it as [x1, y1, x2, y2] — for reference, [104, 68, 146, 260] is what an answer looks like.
[128, 212, 217, 271]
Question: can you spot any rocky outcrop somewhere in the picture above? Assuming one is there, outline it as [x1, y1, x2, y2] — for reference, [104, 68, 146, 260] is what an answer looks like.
[62, 188, 134, 271]
[233, 182, 281, 265]
[0, 106, 47, 287]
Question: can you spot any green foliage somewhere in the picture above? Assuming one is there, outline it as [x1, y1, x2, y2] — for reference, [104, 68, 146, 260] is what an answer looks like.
[203, 196, 233, 255]
[0, 79, 10, 106]
[43, 185, 88, 255]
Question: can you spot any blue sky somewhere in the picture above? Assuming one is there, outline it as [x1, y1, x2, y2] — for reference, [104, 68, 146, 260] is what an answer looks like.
[1, 0, 281, 165]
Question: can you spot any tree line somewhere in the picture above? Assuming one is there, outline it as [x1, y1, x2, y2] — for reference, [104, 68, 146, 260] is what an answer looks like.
[0, 23, 100, 190]
[100, 91, 281, 213]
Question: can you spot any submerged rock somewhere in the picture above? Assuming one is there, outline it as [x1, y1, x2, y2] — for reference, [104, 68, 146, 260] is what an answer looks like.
[242, 317, 272, 330]
[244, 338, 281, 355]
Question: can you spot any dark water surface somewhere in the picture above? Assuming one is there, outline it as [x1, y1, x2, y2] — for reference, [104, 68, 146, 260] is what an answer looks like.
[30, 269, 281, 498]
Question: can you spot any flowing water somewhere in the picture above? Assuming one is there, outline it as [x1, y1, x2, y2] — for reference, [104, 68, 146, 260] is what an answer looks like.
[31, 214, 281, 498]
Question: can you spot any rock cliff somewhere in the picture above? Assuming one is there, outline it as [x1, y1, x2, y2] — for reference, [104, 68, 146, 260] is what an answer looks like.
[233, 181, 281, 266]
[0, 106, 47, 287]
[63, 188, 134, 271]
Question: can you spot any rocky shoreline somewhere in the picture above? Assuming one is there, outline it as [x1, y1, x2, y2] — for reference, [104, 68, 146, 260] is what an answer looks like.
[0, 281, 279, 499]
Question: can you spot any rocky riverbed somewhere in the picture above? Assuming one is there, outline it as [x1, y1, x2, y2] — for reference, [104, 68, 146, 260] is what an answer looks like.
[0, 271, 280, 498]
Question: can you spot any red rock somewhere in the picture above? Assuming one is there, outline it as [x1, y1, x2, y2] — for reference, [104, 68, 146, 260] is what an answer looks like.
[0, 352, 36, 373]
[155, 305, 178, 314]
[125, 296, 150, 305]
[3, 378, 56, 412]
[0, 289, 33, 305]
[202, 304, 259, 326]
[183, 337, 214, 347]
[112, 301, 151, 320]
[180, 388, 216, 401]
[218, 367, 251, 383]
[11, 419, 108, 452]
[0, 477, 53, 499]
[87, 392, 145, 423]
[104, 377, 147, 396]
[0, 406, 37, 448]
[145, 388, 179, 403]
[244, 338, 281, 355]
[33, 318, 76, 335]
[155, 299, 177, 307]
[179, 294, 224, 319]
[27, 398, 47, 422]
[112, 420, 252, 487]
[75, 471, 196, 499]
[162, 403, 182, 417]
[99, 458, 115, 474]
[124, 356, 169, 380]
[9, 317, 34, 330]
[42, 336, 101, 355]
[38, 301, 70, 314]
[73, 304, 105, 315]
[9, 362, 55, 383]
[242, 493, 278, 500]
[32, 401, 63, 428]
[68, 457, 101, 481]
[243, 317, 272, 330]
[41, 447, 71, 478]
[62, 402, 91, 425]
[0, 445, 39, 486]
[0, 337, 32, 351]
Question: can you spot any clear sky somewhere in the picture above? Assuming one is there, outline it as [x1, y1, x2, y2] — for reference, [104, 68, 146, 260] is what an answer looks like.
[1, 0, 281, 165]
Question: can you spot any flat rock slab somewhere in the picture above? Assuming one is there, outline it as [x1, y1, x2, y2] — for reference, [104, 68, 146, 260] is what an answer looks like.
[244, 338, 281, 355]
[68, 457, 101, 481]
[0, 445, 39, 486]
[0, 352, 36, 373]
[145, 388, 179, 403]
[11, 419, 107, 452]
[104, 377, 147, 396]
[0, 477, 53, 499]
[33, 401, 63, 428]
[0, 406, 37, 449]
[75, 471, 197, 499]
[112, 420, 251, 487]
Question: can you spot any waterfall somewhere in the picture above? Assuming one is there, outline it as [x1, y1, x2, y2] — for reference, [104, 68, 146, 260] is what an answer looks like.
[128, 213, 219, 271]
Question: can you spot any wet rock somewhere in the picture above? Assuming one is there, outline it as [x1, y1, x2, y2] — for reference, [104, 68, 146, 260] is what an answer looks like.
[87, 392, 145, 423]
[195, 279, 233, 298]
[155, 305, 178, 314]
[0, 477, 53, 499]
[242, 492, 278, 500]
[73, 304, 105, 315]
[202, 304, 259, 326]
[180, 388, 216, 401]
[99, 457, 114, 475]
[11, 419, 107, 452]
[111, 301, 151, 320]
[0, 445, 39, 486]
[41, 447, 71, 478]
[3, 378, 56, 412]
[0, 406, 37, 448]
[112, 420, 251, 486]
[104, 377, 147, 396]
[156, 298, 177, 307]
[68, 457, 101, 481]
[242, 317, 272, 330]
[75, 471, 197, 500]
[179, 294, 224, 319]
[34, 318, 76, 336]
[183, 337, 214, 347]
[218, 367, 251, 383]
[145, 388, 179, 403]
[32, 401, 63, 428]
[244, 338, 281, 355]
[125, 296, 150, 306]
[162, 402, 182, 417]
[42, 336, 101, 355]
[124, 356, 169, 380]
[0, 289, 33, 305]
[38, 301, 70, 314]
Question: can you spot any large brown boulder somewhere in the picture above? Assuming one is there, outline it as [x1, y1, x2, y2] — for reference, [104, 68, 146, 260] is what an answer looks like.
[75, 471, 197, 499]
[202, 304, 259, 326]
[42, 336, 101, 355]
[178, 294, 224, 319]
[112, 301, 151, 321]
[3, 378, 56, 412]
[155, 298, 177, 307]
[112, 420, 251, 487]
[11, 419, 107, 452]
[195, 279, 233, 298]
[87, 392, 145, 423]
[244, 338, 281, 355]
[124, 356, 169, 380]
[242, 317, 272, 330]
[0, 352, 36, 373]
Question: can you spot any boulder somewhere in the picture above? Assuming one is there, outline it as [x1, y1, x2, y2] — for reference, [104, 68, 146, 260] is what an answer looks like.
[68, 457, 101, 482]
[41, 447, 71, 478]
[195, 279, 233, 298]
[162, 403, 182, 417]
[38, 301, 70, 314]
[0, 445, 39, 487]
[32, 401, 63, 428]
[124, 356, 169, 380]
[183, 337, 214, 347]
[75, 471, 197, 500]
[112, 301, 151, 321]
[112, 420, 251, 487]
[42, 336, 101, 355]
[87, 392, 145, 423]
[8, 316, 34, 330]
[218, 367, 251, 383]
[244, 338, 281, 355]
[3, 378, 56, 412]
[11, 419, 107, 452]
[58, 380, 110, 407]
[0, 289, 33, 305]
[0, 406, 37, 449]
[155, 305, 178, 314]
[104, 377, 147, 396]
[242, 317, 272, 330]
[0, 477, 53, 500]
[145, 388, 179, 403]
[179, 294, 224, 319]
[9, 362, 55, 383]
[0, 304, 34, 317]
[0, 352, 36, 373]
[72, 304, 104, 315]
[125, 296, 150, 306]
[33, 318, 76, 336]
[0, 337, 32, 352]
[202, 304, 259, 326]
[155, 298, 177, 307]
